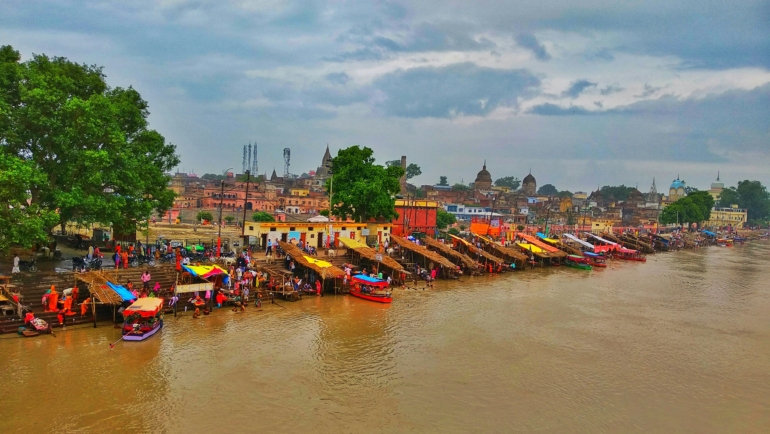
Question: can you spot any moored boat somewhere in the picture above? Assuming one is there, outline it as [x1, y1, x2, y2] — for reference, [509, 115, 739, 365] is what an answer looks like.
[122, 298, 164, 341]
[615, 247, 647, 262]
[565, 255, 592, 270]
[349, 275, 392, 303]
[583, 252, 607, 268]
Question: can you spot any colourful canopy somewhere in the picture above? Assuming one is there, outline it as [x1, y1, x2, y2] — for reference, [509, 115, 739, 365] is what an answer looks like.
[106, 282, 137, 302]
[182, 264, 230, 284]
[303, 256, 334, 268]
[352, 275, 389, 288]
[124, 298, 163, 317]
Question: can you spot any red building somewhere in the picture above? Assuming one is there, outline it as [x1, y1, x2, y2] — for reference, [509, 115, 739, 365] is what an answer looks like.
[391, 199, 438, 236]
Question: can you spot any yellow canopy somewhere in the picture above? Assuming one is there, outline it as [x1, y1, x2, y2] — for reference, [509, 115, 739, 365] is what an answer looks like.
[304, 256, 333, 268]
[336, 237, 369, 249]
[449, 234, 471, 246]
[516, 243, 546, 253]
[540, 237, 559, 244]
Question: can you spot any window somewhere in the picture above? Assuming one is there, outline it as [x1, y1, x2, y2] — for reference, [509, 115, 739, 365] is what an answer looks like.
[341, 227, 347, 230]
[249, 226, 254, 231]
[270, 228, 277, 231]
[357, 227, 362, 230]
[289, 227, 296, 231]
[308, 227, 314, 231]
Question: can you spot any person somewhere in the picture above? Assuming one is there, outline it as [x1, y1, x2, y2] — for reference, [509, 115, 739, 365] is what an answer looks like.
[141, 271, 151, 290]
[24, 311, 35, 326]
[215, 290, 226, 308]
[12, 254, 20, 274]
[57, 309, 65, 326]
[93, 245, 101, 258]
[87, 245, 94, 260]
[121, 250, 129, 269]
[63, 295, 73, 315]
[175, 249, 182, 272]
[48, 286, 59, 312]
[152, 282, 161, 296]
[315, 279, 321, 297]
[192, 308, 201, 319]
[71, 286, 79, 305]
[81, 297, 91, 316]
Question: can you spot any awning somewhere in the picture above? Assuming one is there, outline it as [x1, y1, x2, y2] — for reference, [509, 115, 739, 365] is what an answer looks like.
[182, 264, 230, 284]
[563, 233, 595, 249]
[304, 256, 334, 268]
[536, 233, 560, 245]
[124, 298, 164, 317]
[106, 282, 137, 302]
[352, 275, 389, 288]
[702, 230, 716, 237]
[583, 252, 602, 258]
[585, 233, 618, 245]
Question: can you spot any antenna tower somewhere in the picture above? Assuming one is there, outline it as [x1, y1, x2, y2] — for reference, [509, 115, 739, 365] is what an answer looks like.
[247, 143, 252, 174]
[252, 143, 258, 175]
[242, 145, 247, 173]
[283, 148, 291, 178]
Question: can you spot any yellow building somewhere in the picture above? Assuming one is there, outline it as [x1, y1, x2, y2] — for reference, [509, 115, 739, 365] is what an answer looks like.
[706, 206, 747, 228]
[559, 197, 573, 213]
[591, 218, 617, 233]
[243, 221, 392, 249]
[289, 188, 310, 197]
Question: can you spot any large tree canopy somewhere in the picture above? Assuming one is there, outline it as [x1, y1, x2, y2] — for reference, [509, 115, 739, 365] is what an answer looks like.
[329, 146, 403, 222]
[436, 208, 457, 229]
[599, 185, 635, 201]
[0, 45, 179, 237]
[386, 160, 421, 180]
[686, 191, 714, 223]
[494, 176, 520, 189]
[718, 180, 769, 223]
[660, 197, 703, 226]
[537, 183, 558, 196]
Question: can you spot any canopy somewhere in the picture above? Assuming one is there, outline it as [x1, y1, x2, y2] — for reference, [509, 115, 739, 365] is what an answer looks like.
[567, 255, 586, 260]
[304, 256, 334, 268]
[583, 252, 602, 258]
[617, 247, 638, 254]
[702, 230, 716, 237]
[106, 282, 137, 302]
[124, 298, 164, 317]
[352, 274, 389, 288]
[182, 264, 230, 284]
[279, 241, 346, 279]
[516, 243, 546, 253]
[536, 233, 560, 245]
[585, 233, 618, 245]
[337, 236, 404, 272]
[336, 237, 369, 249]
[515, 234, 566, 256]
[563, 233, 595, 249]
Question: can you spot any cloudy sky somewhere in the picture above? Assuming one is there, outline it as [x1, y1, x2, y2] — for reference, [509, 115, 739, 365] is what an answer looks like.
[3, 0, 769, 193]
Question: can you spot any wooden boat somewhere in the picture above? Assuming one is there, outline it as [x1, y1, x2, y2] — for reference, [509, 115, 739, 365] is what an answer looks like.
[349, 275, 392, 304]
[122, 298, 164, 341]
[716, 238, 733, 247]
[615, 247, 647, 262]
[565, 255, 592, 270]
[583, 252, 607, 268]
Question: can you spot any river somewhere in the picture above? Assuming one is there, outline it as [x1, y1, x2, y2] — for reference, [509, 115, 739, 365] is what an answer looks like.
[1, 242, 769, 433]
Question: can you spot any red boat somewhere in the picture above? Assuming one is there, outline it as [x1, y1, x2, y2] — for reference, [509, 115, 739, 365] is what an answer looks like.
[615, 247, 646, 262]
[349, 275, 392, 304]
[583, 252, 607, 267]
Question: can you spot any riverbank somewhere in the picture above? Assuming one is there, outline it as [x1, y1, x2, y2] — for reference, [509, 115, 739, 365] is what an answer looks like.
[1, 241, 769, 433]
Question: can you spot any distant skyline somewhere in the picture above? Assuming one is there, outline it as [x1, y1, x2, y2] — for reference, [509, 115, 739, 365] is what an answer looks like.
[3, 1, 768, 192]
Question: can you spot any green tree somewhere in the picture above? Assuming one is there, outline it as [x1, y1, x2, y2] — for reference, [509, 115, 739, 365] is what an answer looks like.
[687, 190, 715, 223]
[447, 227, 460, 236]
[537, 184, 558, 196]
[328, 146, 404, 222]
[0, 153, 60, 250]
[251, 211, 275, 222]
[558, 190, 573, 198]
[660, 197, 703, 225]
[201, 173, 225, 181]
[599, 185, 635, 201]
[0, 46, 179, 236]
[719, 180, 770, 223]
[436, 209, 457, 229]
[495, 176, 521, 189]
[224, 216, 235, 223]
[319, 209, 330, 217]
[452, 183, 470, 192]
[438, 176, 449, 186]
[386, 160, 421, 180]
[197, 211, 214, 222]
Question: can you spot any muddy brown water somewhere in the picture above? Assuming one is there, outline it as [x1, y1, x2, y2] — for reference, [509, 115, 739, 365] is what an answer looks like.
[1, 243, 769, 433]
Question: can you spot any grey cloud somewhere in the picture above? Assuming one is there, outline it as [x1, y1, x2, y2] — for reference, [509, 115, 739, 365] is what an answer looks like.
[562, 80, 597, 98]
[635, 83, 661, 98]
[600, 85, 624, 95]
[373, 62, 540, 118]
[325, 72, 352, 85]
[528, 103, 594, 116]
[515, 33, 551, 60]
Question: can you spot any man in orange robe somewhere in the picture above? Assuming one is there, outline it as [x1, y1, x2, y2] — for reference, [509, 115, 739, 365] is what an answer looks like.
[121, 250, 129, 269]
[81, 297, 91, 316]
[48, 286, 59, 312]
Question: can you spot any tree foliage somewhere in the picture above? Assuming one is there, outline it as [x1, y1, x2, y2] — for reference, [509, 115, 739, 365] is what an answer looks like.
[201, 173, 226, 181]
[494, 176, 520, 189]
[660, 197, 703, 225]
[0, 153, 59, 250]
[251, 211, 275, 222]
[197, 211, 214, 222]
[438, 176, 448, 186]
[328, 146, 404, 222]
[558, 190, 573, 198]
[0, 45, 179, 236]
[452, 183, 470, 192]
[537, 183, 558, 196]
[386, 160, 421, 179]
[599, 185, 635, 201]
[719, 180, 770, 223]
[436, 208, 457, 229]
[686, 191, 714, 223]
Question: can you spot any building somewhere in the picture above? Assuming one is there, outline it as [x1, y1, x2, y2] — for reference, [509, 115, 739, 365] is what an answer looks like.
[705, 205, 747, 229]
[242, 221, 393, 249]
[392, 199, 438, 236]
[522, 172, 536, 196]
[668, 177, 687, 201]
[708, 172, 724, 201]
[443, 203, 501, 221]
[473, 161, 493, 190]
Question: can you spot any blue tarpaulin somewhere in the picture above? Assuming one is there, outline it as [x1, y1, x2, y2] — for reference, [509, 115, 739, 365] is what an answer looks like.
[702, 230, 716, 237]
[106, 282, 137, 302]
[584, 252, 602, 258]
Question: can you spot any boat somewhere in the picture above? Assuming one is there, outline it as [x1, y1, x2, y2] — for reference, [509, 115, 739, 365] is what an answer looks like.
[615, 247, 647, 262]
[583, 252, 607, 268]
[349, 275, 392, 303]
[716, 238, 733, 247]
[564, 255, 592, 270]
[122, 298, 164, 341]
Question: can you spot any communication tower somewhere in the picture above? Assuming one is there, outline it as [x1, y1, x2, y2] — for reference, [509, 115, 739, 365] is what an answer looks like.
[242, 145, 247, 173]
[283, 148, 291, 178]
